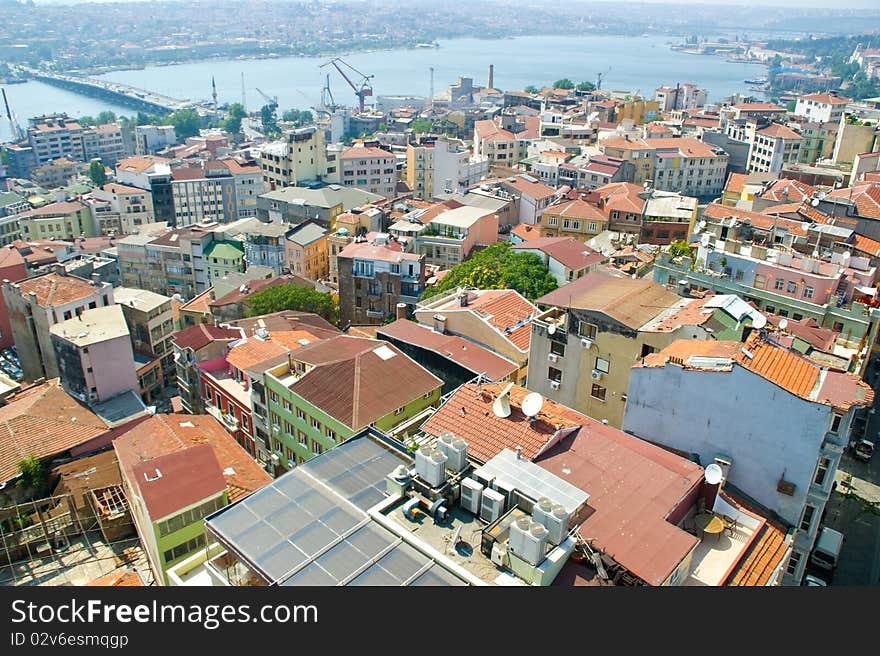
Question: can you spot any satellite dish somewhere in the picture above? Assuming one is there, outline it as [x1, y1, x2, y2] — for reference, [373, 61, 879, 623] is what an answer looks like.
[817, 191, 826, 201]
[811, 198, 820, 207]
[704, 463, 723, 485]
[521, 392, 544, 418]
[752, 313, 766, 329]
[492, 382, 515, 418]
[548, 324, 557, 335]
[779, 318, 788, 331]
[801, 222, 811, 232]
[700, 233, 710, 247]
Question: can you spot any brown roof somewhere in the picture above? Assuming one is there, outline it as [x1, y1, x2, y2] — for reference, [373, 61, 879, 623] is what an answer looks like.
[86, 569, 143, 587]
[765, 314, 837, 351]
[595, 182, 646, 215]
[0, 379, 109, 483]
[500, 176, 557, 200]
[340, 145, 395, 160]
[756, 123, 802, 140]
[51, 449, 122, 512]
[536, 269, 680, 330]
[116, 156, 170, 173]
[702, 203, 809, 237]
[132, 444, 226, 520]
[510, 223, 542, 241]
[102, 182, 147, 195]
[19, 200, 87, 219]
[210, 275, 315, 307]
[288, 336, 442, 430]
[644, 137, 724, 158]
[114, 413, 271, 515]
[377, 320, 518, 381]
[421, 383, 589, 463]
[732, 103, 785, 111]
[171, 323, 242, 351]
[511, 237, 606, 270]
[800, 93, 850, 105]
[760, 179, 815, 203]
[228, 310, 340, 341]
[536, 426, 704, 586]
[432, 289, 537, 351]
[722, 489, 791, 586]
[725, 172, 747, 195]
[543, 198, 607, 222]
[828, 182, 880, 219]
[225, 330, 321, 372]
[179, 289, 214, 315]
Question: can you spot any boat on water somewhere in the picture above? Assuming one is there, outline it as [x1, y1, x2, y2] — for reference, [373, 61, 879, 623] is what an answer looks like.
[744, 78, 768, 85]
[415, 42, 438, 48]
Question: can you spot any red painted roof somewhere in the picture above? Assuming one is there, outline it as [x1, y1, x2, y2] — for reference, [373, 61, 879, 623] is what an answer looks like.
[171, 323, 242, 351]
[511, 237, 606, 270]
[377, 319, 518, 381]
[536, 425, 704, 586]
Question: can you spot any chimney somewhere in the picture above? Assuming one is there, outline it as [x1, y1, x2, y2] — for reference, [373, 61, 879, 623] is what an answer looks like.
[91, 273, 101, 286]
[396, 303, 407, 321]
[488, 64, 495, 90]
[52, 263, 66, 276]
[515, 445, 523, 460]
[457, 289, 469, 307]
[432, 313, 447, 334]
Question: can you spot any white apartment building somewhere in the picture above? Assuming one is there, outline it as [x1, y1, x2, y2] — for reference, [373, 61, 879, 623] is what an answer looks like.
[258, 126, 327, 190]
[655, 83, 708, 111]
[794, 93, 850, 125]
[333, 144, 397, 199]
[748, 123, 803, 173]
[135, 125, 177, 155]
[27, 114, 85, 164]
[81, 123, 128, 165]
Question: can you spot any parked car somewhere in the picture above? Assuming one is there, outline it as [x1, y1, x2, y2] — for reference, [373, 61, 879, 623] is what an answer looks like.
[810, 527, 845, 571]
[854, 439, 875, 462]
[803, 574, 828, 586]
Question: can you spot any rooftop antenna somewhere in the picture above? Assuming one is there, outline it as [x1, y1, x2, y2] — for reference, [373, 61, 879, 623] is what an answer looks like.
[212, 76, 218, 111]
[521, 392, 544, 421]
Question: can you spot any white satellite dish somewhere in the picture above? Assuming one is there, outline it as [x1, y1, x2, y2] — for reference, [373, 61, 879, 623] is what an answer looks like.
[521, 392, 544, 418]
[704, 463, 723, 485]
[817, 191, 826, 201]
[779, 318, 788, 331]
[492, 382, 515, 418]
[548, 323, 557, 335]
[801, 222, 811, 233]
[811, 198, 820, 207]
[752, 313, 766, 329]
[700, 233, 710, 247]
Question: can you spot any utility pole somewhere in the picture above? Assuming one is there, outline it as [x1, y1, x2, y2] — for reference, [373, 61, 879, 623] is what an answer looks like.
[212, 76, 218, 111]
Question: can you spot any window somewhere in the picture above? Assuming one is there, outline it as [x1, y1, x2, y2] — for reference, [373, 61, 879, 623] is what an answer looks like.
[803, 286, 814, 300]
[313, 442, 324, 455]
[786, 551, 802, 577]
[787, 281, 797, 294]
[270, 391, 278, 403]
[814, 457, 831, 486]
[774, 279, 785, 290]
[548, 366, 562, 383]
[832, 321, 844, 332]
[550, 340, 565, 357]
[283, 399, 291, 412]
[734, 270, 744, 281]
[578, 321, 597, 340]
[764, 305, 776, 314]
[591, 384, 607, 401]
[311, 418, 320, 430]
[799, 505, 815, 533]
[298, 430, 307, 445]
[830, 414, 842, 434]
[296, 408, 306, 420]
[595, 357, 610, 374]
[326, 428, 336, 441]
[640, 344, 656, 358]
[792, 313, 803, 321]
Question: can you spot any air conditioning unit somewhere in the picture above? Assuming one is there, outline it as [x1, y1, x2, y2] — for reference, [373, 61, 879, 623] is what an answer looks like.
[460, 477, 484, 515]
[490, 541, 507, 567]
[581, 338, 592, 348]
[270, 453, 280, 464]
[550, 380, 561, 390]
[272, 423, 280, 432]
[547, 352, 559, 363]
[88, 392, 98, 401]
[591, 370, 603, 380]
[480, 487, 505, 523]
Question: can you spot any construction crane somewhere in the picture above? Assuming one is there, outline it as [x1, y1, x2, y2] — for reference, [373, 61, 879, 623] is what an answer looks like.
[1, 88, 24, 142]
[255, 87, 278, 112]
[596, 67, 611, 91]
[321, 58, 373, 113]
[320, 73, 336, 113]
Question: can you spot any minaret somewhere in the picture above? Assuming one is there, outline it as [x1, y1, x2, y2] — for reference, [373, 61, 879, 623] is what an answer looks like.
[212, 76, 218, 110]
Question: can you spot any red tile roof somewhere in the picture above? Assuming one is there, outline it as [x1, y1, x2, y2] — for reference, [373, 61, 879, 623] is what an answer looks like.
[595, 182, 646, 215]
[0, 379, 109, 483]
[828, 182, 880, 219]
[725, 173, 747, 195]
[722, 490, 791, 586]
[86, 569, 143, 587]
[511, 237, 606, 270]
[421, 383, 589, 463]
[510, 223, 542, 241]
[799, 93, 850, 105]
[702, 203, 809, 237]
[171, 323, 242, 351]
[756, 123, 802, 140]
[340, 146, 395, 160]
[225, 329, 320, 371]
[13, 272, 101, 307]
[543, 198, 608, 222]
[376, 319, 518, 381]
[536, 425, 704, 586]
[288, 336, 442, 430]
[850, 233, 880, 257]
[760, 179, 815, 203]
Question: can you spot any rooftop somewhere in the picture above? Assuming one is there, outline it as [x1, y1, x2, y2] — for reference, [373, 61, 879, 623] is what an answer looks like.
[282, 336, 443, 431]
[511, 237, 606, 270]
[49, 305, 130, 346]
[286, 222, 327, 247]
[113, 286, 171, 313]
[171, 323, 243, 352]
[0, 379, 109, 483]
[536, 269, 680, 331]
[13, 272, 103, 307]
[377, 320, 518, 382]
[421, 383, 589, 464]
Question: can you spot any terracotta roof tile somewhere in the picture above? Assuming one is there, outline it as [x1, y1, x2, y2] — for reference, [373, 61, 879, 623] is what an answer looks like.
[422, 383, 589, 463]
[172, 323, 242, 351]
[224, 330, 320, 371]
[725, 172, 747, 195]
[0, 379, 109, 483]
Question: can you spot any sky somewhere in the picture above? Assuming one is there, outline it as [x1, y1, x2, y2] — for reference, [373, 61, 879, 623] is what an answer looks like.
[26, 0, 880, 7]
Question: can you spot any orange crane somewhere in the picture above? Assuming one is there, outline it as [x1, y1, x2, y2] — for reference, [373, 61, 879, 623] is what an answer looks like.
[320, 58, 373, 113]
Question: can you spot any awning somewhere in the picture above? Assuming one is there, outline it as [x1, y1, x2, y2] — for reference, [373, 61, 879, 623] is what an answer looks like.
[855, 285, 877, 297]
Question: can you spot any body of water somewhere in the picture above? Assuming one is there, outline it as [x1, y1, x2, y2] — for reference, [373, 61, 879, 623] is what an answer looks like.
[1, 34, 767, 143]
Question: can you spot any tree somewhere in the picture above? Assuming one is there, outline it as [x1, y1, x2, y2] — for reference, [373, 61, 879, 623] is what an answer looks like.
[410, 118, 434, 134]
[281, 108, 312, 126]
[16, 454, 46, 495]
[223, 102, 247, 134]
[78, 115, 96, 127]
[260, 103, 278, 135]
[245, 284, 338, 325]
[553, 79, 575, 90]
[668, 240, 693, 258]
[0, 148, 8, 166]
[167, 108, 201, 140]
[786, 100, 796, 112]
[96, 110, 117, 125]
[421, 242, 557, 301]
[576, 81, 596, 92]
[524, 85, 539, 94]
[88, 160, 107, 187]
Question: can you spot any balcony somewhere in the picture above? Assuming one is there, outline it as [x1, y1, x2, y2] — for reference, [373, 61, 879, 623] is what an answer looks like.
[365, 309, 385, 319]
[207, 404, 239, 431]
[683, 497, 762, 586]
